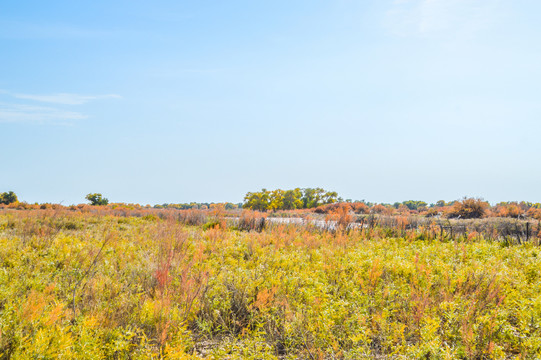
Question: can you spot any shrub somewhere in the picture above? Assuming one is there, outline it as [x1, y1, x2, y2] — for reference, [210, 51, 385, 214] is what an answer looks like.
[237, 210, 266, 232]
[352, 202, 370, 214]
[371, 204, 394, 215]
[446, 198, 489, 219]
[527, 208, 541, 220]
[329, 203, 353, 230]
[178, 209, 207, 226]
[424, 208, 440, 217]
[494, 203, 523, 218]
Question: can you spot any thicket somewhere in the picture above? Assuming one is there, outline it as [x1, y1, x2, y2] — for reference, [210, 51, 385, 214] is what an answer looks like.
[1, 210, 541, 358]
[154, 203, 240, 210]
[243, 188, 339, 211]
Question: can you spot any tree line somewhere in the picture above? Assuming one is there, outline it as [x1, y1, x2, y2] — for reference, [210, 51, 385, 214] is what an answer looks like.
[154, 202, 241, 210]
[242, 188, 340, 211]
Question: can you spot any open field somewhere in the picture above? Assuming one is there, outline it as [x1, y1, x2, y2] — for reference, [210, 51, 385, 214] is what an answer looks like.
[1, 209, 541, 359]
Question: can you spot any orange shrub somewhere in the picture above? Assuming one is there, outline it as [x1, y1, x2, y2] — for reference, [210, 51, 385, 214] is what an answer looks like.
[371, 204, 394, 216]
[446, 198, 489, 219]
[527, 208, 541, 220]
[351, 202, 369, 214]
[494, 203, 523, 218]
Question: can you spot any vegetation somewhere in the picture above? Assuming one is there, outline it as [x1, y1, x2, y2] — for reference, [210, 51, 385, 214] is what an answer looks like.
[243, 188, 339, 211]
[85, 193, 109, 206]
[155, 203, 240, 210]
[0, 191, 17, 205]
[1, 207, 541, 358]
[446, 198, 489, 219]
[393, 200, 428, 211]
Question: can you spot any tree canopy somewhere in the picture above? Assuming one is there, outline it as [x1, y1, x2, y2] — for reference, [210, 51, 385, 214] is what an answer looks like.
[0, 191, 18, 205]
[243, 188, 340, 211]
[85, 193, 109, 206]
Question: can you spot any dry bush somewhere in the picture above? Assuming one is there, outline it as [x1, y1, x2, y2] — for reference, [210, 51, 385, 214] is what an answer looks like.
[446, 198, 489, 219]
[237, 210, 266, 232]
[494, 203, 523, 218]
[397, 204, 411, 215]
[314, 202, 346, 214]
[327, 203, 353, 230]
[527, 208, 541, 220]
[314, 202, 369, 215]
[178, 209, 207, 226]
[371, 204, 394, 216]
[424, 208, 440, 217]
[351, 202, 369, 214]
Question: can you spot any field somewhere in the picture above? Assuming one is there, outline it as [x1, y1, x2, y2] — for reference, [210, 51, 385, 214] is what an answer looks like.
[1, 208, 541, 359]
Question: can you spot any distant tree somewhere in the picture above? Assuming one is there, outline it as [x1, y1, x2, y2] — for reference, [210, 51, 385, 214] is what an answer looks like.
[0, 191, 18, 205]
[282, 189, 303, 210]
[243, 187, 339, 211]
[243, 189, 270, 211]
[224, 202, 237, 210]
[269, 189, 285, 211]
[301, 188, 319, 209]
[321, 190, 339, 205]
[302, 188, 336, 208]
[85, 193, 109, 206]
[402, 200, 427, 211]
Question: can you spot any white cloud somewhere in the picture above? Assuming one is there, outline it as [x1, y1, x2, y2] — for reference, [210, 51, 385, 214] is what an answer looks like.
[13, 92, 122, 105]
[0, 90, 121, 124]
[385, 0, 502, 38]
[0, 103, 87, 124]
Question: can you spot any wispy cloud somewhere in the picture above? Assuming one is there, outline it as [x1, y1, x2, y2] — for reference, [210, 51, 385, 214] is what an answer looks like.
[385, 0, 502, 38]
[12, 92, 121, 105]
[0, 103, 86, 125]
[0, 90, 121, 124]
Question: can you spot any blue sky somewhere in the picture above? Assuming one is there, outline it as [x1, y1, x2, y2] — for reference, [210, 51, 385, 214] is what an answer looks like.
[1, 0, 540, 205]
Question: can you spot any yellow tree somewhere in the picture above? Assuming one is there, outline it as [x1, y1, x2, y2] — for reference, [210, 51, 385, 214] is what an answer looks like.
[269, 189, 285, 211]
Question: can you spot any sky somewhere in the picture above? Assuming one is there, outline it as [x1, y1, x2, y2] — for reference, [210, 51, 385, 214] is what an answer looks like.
[1, 0, 541, 205]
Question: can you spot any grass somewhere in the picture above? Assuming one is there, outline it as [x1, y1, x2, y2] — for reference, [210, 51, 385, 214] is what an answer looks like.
[1, 209, 541, 359]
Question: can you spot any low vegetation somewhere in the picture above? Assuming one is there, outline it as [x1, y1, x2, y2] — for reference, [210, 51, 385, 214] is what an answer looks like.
[1, 207, 541, 359]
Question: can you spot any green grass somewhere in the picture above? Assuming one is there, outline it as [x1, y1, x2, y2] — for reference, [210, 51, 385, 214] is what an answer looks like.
[1, 210, 540, 359]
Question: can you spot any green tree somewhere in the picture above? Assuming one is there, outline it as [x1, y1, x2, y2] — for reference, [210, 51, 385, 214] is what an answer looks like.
[402, 200, 427, 211]
[282, 189, 303, 210]
[302, 188, 337, 208]
[243, 188, 340, 211]
[301, 188, 320, 209]
[85, 193, 109, 206]
[243, 189, 270, 211]
[0, 191, 18, 205]
[322, 191, 339, 205]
